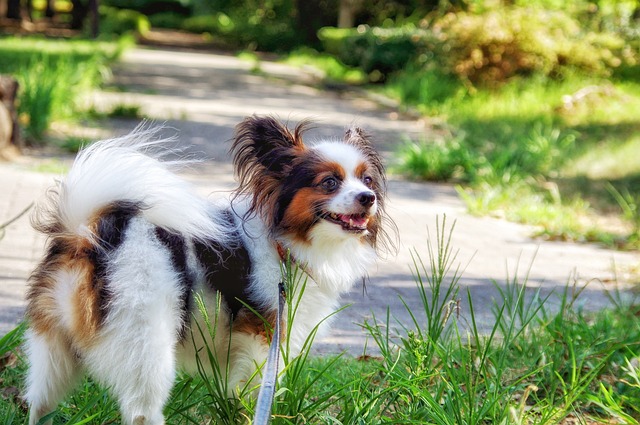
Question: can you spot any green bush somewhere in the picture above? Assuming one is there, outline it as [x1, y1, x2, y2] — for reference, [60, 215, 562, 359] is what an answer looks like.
[182, 10, 299, 52]
[386, 65, 463, 106]
[16, 53, 108, 142]
[429, 7, 632, 85]
[148, 12, 186, 29]
[182, 13, 235, 35]
[318, 25, 431, 81]
[100, 6, 150, 36]
[0, 37, 120, 143]
[394, 137, 473, 182]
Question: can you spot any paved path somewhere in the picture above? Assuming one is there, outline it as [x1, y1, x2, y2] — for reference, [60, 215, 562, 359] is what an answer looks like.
[1, 47, 638, 354]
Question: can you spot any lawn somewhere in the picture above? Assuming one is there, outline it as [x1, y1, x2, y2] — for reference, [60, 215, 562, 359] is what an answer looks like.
[1, 219, 639, 424]
[386, 71, 640, 250]
[0, 36, 128, 142]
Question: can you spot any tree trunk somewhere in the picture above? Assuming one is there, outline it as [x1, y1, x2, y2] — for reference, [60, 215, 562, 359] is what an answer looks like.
[89, 0, 98, 38]
[70, 0, 87, 29]
[6, 0, 21, 19]
[45, 0, 55, 18]
[338, 0, 360, 28]
[296, 0, 322, 46]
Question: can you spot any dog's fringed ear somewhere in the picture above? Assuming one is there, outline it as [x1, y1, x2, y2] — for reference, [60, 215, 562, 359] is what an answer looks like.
[344, 126, 371, 147]
[232, 116, 308, 181]
[231, 116, 310, 221]
[345, 126, 385, 189]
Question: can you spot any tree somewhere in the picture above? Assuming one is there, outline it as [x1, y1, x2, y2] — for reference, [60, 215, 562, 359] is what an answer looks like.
[338, 0, 361, 28]
[6, 0, 21, 19]
[45, 0, 55, 18]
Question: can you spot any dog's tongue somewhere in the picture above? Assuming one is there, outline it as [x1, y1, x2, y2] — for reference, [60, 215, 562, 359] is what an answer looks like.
[339, 214, 368, 228]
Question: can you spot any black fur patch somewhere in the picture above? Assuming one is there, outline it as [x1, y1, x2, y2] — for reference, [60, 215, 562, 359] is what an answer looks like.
[88, 201, 141, 323]
[194, 211, 253, 317]
[154, 227, 193, 340]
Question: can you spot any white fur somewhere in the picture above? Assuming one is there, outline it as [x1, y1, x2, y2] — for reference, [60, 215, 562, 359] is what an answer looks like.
[25, 330, 83, 425]
[50, 124, 227, 244]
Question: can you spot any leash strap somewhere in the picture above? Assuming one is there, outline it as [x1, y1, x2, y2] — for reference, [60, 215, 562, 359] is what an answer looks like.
[253, 281, 286, 425]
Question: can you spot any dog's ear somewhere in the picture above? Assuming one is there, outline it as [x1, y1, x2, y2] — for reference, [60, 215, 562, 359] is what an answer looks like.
[232, 116, 308, 181]
[231, 116, 311, 222]
[344, 126, 371, 147]
[345, 126, 385, 187]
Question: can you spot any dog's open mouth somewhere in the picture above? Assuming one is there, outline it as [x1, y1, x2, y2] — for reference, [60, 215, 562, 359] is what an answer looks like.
[322, 212, 370, 232]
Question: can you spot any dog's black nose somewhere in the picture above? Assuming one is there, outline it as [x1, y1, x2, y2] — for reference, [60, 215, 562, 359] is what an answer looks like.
[357, 191, 376, 207]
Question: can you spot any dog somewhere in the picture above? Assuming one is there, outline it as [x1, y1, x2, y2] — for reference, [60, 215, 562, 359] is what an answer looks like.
[24, 116, 389, 425]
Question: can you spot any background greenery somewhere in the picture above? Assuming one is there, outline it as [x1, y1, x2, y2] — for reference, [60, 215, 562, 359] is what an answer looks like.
[3, 0, 637, 248]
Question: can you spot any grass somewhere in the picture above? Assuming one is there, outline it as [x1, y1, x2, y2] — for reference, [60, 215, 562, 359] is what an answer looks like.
[0, 36, 128, 143]
[389, 70, 640, 250]
[2, 217, 640, 424]
[283, 48, 368, 85]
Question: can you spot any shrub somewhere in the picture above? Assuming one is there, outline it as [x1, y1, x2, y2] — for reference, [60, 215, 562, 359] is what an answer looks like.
[100, 6, 150, 36]
[16, 54, 106, 142]
[429, 7, 632, 85]
[394, 137, 473, 182]
[386, 65, 463, 107]
[318, 25, 431, 81]
[148, 12, 186, 29]
[182, 9, 299, 52]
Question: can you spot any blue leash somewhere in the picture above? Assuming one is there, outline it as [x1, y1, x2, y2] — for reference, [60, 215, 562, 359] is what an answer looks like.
[253, 282, 286, 425]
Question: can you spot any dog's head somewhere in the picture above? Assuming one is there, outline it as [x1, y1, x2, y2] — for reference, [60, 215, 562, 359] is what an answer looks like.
[231, 116, 387, 250]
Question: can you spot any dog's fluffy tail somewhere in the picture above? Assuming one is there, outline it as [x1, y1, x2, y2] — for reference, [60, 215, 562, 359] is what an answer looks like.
[33, 124, 225, 243]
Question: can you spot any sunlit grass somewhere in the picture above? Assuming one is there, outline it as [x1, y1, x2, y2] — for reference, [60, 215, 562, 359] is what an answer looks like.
[0, 36, 127, 143]
[388, 66, 640, 249]
[2, 218, 639, 424]
[284, 47, 367, 85]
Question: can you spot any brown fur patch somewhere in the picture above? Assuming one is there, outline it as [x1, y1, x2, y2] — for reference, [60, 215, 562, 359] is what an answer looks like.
[281, 188, 327, 242]
[354, 161, 369, 180]
[231, 116, 311, 228]
[26, 235, 97, 345]
[232, 307, 283, 343]
[278, 160, 349, 243]
[26, 207, 112, 346]
[312, 161, 346, 183]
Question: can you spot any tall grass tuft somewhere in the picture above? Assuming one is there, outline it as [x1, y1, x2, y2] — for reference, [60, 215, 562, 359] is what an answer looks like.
[16, 54, 107, 142]
[607, 183, 640, 246]
[1, 218, 639, 423]
[360, 216, 640, 424]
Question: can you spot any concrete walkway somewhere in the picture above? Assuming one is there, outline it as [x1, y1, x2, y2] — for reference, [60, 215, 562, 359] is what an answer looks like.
[1, 47, 638, 354]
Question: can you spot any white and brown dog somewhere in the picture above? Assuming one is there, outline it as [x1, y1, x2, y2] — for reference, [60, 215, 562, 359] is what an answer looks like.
[24, 116, 389, 425]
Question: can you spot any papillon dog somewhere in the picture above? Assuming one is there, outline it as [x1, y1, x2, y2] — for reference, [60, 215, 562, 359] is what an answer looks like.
[24, 116, 389, 425]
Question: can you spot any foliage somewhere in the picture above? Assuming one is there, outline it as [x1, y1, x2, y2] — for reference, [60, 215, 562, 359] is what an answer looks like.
[428, 6, 634, 86]
[0, 37, 123, 143]
[318, 25, 432, 82]
[180, 0, 339, 52]
[284, 47, 367, 85]
[607, 183, 640, 246]
[103, 0, 192, 16]
[2, 217, 639, 423]
[99, 6, 151, 36]
[147, 11, 187, 29]
[319, 6, 635, 86]
[387, 60, 640, 248]
[394, 137, 472, 182]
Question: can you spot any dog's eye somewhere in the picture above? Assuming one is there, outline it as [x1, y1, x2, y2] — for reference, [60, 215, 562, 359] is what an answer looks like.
[321, 177, 339, 192]
[363, 176, 373, 187]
